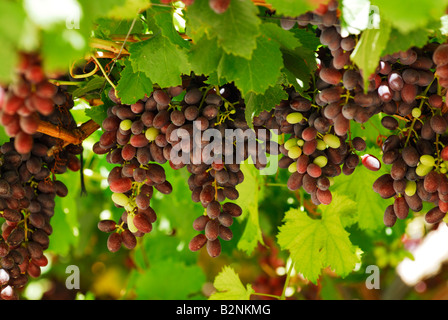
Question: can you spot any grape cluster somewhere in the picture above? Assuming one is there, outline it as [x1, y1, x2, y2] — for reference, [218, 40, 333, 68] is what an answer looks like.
[94, 88, 173, 252]
[95, 77, 276, 257]
[0, 53, 67, 155]
[0, 135, 71, 300]
[286, 1, 448, 226]
[265, 1, 369, 205]
[371, 44, 448, 227]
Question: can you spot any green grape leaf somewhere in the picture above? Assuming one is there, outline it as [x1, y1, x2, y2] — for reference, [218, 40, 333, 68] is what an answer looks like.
[129, 34, 191, 88]
[266, 0, 317, 17]
[277, 207, 360, 284]
[85, 104, 109, 126]
[350, 18, 391, 90]
[106, 0, 152, 19]
[116, 60, 153, 104]
[382, 27, 431, 57]
[209, 266, 254, 300]
[188, 36, 224, 77]
[71, 76, 106, 99]
[133, 259, 205, 299]
[371, 0, 448, 34]
[186, 0, 261, 59]
[217, 35, 283, 96]
[244, 83, 288, 127]
[148, 6, 191, 49]
[332, 146, 394, 231]
[260, 22, 301, 51]
[234, 162, 266, 255]
[318, 193, 358, 228]
[93, 18, 144, 39]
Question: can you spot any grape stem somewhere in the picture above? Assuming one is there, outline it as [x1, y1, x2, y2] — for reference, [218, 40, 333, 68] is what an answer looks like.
[37, 119, 100, 147]
[89, 38, 130, 55]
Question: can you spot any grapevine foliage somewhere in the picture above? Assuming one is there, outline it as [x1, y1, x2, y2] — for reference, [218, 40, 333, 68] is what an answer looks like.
[0, 0, 448, 300]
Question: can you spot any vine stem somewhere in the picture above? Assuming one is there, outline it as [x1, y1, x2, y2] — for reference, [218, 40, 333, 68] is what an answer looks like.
[280, 259, 294, 300]
[89, 38, 130, 55]
[36, 119, 100, 146]
[92, 56, 117, 91]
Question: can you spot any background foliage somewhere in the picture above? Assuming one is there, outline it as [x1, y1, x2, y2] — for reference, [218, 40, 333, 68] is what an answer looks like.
[1, 0, 448, 300]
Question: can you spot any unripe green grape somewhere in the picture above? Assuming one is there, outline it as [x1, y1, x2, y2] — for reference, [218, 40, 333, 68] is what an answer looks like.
[145, 127, 160, 141]
[288, 146, 302, 159]
[416, 163, 432, 177]
[112, 193, 130, 207]
[441, 162, 446, 168]
[316, 139, 326, 150]
[405, 180, 417, 196]
[411, 108, 421, 118]
[296, 139, 304, 147]
[286, 112, 303, 124]
[441, 167, 447, 174]
[120, 119, 133, 131]
[288, 161, 297, 173]
[127, 213, 138, 233]
[323, 133, 341, 148]
[284, 138, 298, 150]
[313, 155, 328, 168]
[420, 155, 435, 167]
[328, 176, 334, 186]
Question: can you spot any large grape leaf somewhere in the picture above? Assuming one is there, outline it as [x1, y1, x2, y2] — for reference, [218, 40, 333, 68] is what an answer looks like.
[209, 266, 254, 300]
[129, 34, 191, 88]
[188, 36, 224, 78]
[132, 259, 205, 299]
[372, 0, 448, 34]
[186, 0, 261, 59]
[266, 0, 317, 17]
[351, 18, 391, 90]
[331, 146, 394, 231]
[116, 60, 153, 104]
[234, 163, 266, 255]
[147, 6, 191, 50]
[277, 204, 360, 284]
[382, 27, 431, 57]
[217, 35, 283, 96]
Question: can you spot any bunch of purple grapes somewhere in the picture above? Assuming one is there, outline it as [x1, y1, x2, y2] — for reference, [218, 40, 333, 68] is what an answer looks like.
[371, 43, 448, 227]
[0, 134, 72, 300]
[283, 0, 448, 227]
[0, 53, 68, 155]
[95, 77, 277, 257]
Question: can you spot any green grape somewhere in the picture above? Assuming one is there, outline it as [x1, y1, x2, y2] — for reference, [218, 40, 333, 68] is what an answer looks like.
[286, 112, 304, 124]
[120, 119, 133, 131]
[288, 161, 297, 173]
[420, 155, 435, 167]
[416, 163, 432, 177]
[112, 193, 130, 207]
[323, 133, 341, 148]
[296, 139, 305, 147]
[405, 180, 416, 196]
[145, 127, 160, 141]
[313, 155, 328, 168]
[316, 139, 326, 150]
[284, 138, 298, 150]
[127, 212, 139, 233]
[411, 108, 421, 118]
[288, 146, 302, 159]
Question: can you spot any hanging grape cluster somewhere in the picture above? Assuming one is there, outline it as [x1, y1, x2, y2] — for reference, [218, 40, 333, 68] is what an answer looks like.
[94, 76, 281, 258]
[274, 0, 448, 228]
